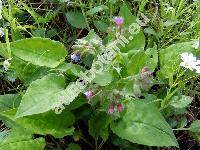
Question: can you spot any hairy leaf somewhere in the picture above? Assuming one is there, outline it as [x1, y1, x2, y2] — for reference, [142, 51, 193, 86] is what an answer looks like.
[127, 50, 147, 75]
[0, 128, 45, 150]
[169, 95, 192, 108]
[11, 38, 67, 68]
[0, 94, 21, 112]
[15, 73, 66, 118]
[66, 11, 87, 28]
[189, 120, 200, 132]
[111, 100, 178, 147]
[4, 109, 74, 138]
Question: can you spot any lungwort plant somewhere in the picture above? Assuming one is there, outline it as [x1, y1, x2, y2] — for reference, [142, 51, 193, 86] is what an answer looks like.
[0, 0, 199, 149]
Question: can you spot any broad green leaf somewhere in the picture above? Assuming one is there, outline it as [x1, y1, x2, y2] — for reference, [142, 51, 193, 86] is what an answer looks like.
[93, 20, 108, 32]
[86, 5, 108, 15]
[89, 112, 112, 141]
[169, 95, 193, 108]
[119, 3, 136, 27]
[0, 94, 21, 112]
[4, 109, 74, 138]
[0, 128, 45, 150]
[15, 73, 66, 118]
[189, 120, 200, 132]
[94, 72, 113, 86]
[12, 57, 49, 85]
[119, 31, 145, 53]
[145, 47, 158, 70]
[11, 38, 67, 68]
[127, 50, 147, 75]
[159, 40, 199, 78]
[111, 100, 178, 147]
[66, 11, 87, 28]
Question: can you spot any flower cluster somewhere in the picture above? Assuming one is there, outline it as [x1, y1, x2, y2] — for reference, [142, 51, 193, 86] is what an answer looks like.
[108, 101, 124, 114]
[180, 52, 200, 73]
[70, 31, 103, 63]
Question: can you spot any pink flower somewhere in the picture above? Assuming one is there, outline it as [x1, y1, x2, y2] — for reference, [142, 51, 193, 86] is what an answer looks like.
[113, 16, 124, 26]
[84, 90, 94, 99]
[117, 103, 123, 112]
[108, 106, 115, 114]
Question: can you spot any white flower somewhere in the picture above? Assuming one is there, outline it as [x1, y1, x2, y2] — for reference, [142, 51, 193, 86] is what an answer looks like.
[180, 52, 200, 72]
[3, 57, 12, 71]
[0, 27, 4, 37]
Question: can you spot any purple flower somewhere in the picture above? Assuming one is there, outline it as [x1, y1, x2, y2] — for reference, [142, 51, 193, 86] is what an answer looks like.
[117, 103, 123, 112]
[71, 53, 80, 63]
[113, 16, 124, 26]
[84, 90, 94, 99]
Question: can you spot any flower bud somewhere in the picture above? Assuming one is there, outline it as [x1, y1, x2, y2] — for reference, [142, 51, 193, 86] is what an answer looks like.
[140, 67, 153, 78]
[71, 53, 80, 63]
[3, 57, 13, 71]
[84, 90, 94, 99]
[117, 103, 123, 112]
[108, 106, 115, 114]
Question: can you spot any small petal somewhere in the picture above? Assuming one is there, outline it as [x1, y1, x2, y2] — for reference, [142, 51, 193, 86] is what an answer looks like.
[180, 52, 200, 71]
[113, 16, 124, 26]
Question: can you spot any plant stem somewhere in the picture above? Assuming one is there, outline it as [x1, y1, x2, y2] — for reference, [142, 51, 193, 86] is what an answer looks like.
[173, 128, 189, 131]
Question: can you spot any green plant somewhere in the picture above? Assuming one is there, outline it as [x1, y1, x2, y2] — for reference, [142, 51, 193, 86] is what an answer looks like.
[0, 0, 199, 149]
